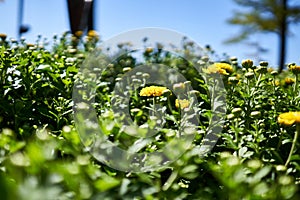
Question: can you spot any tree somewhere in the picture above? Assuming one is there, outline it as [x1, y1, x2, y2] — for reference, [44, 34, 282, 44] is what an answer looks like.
[225, 0, 300, 72]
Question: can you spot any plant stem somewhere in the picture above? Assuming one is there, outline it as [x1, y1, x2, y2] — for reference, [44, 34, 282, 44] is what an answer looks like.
[285, 124, 300, 166]
[293, 74, 299, 99]
[276, 131, 283, 151]
[255, 73, 262, 88]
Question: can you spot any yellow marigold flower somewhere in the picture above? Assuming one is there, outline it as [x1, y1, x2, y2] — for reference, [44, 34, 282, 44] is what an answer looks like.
[139, 86, 169, 97]
[75, 30, 83, 37]
[284, 77, 295, 86]
[215, 63, 233, 73]
[205, 63, 232, 75]
[278, 112, 300, 126]
[288, 63, 300, 74]
[175, 99, 190, 109]
[209, 66, 228, 75]
[87, 30, 99, 38]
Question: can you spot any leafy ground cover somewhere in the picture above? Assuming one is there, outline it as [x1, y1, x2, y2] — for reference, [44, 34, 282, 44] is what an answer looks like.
[0, 32, 300, 199]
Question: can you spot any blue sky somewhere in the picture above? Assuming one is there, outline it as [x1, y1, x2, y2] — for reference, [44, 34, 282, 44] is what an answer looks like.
[0, 0, 299, 68]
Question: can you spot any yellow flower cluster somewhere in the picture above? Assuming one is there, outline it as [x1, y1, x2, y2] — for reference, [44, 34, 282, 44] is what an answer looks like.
[86, 30, 99, 42]
[288, 64, 300, 74]
[87, 30, 99, 38]
[206, 63, 233, 75]
[284, 77, 295, 86]
[175, 99, 190, 109]
[139, 86, 169, 97]
[278, 112, 300, 126]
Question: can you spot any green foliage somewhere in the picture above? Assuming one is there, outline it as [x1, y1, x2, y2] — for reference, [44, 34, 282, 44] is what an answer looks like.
[0, 32, 300, 199]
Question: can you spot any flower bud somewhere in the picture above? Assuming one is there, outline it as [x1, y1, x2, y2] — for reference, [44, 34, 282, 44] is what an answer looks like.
[256, 66, 268, 74]
[0, 33, 7, 40]
[142, 73, 150, 78]
[122, 67, 132, 72]
[227, 113, 235, 120]
[184, 81, 191, 86]
[201, 56, 209, 62]
[188, 90, 200, 95]
[232, 108, 242, 116]
[228, 76, 239, 84]
[245, 72, 255, 78]
[271, 71, 278, 76]
[250, 111, 261, 118]
[231, 61, 238, 66]
[145, 47, 153, 54]
[230, 56, 238, 62]
[242, 59, 253, 69]
[173, 82, 185, 90]
[276, 165, 287, 172]
[247, 159, 262, 169]
[131, 108, 141, 113]
[259, 61, 268, 67]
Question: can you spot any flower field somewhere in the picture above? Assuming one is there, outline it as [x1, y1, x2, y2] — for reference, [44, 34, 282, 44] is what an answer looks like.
[0, 32, 300, 199]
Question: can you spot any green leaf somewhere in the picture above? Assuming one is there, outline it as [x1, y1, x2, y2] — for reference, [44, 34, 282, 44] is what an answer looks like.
[94, 175, 120, 192]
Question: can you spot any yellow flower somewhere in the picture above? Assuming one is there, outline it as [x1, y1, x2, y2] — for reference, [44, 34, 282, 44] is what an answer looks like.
[206, 63, 233, 75]
[288, 64, 300, 74]
[145, 47, 153, 54]
[268, 67, 275, 73]
[207, 65, 227, 75]
[139, 86, 169, 97]
[284, 77, 295, 86]
[215, 63, 233, 73]
[175, 99, 190, 109]
[278, 112, 300, 126]
[87, 30, 99, 38]
[74, 30, 83, 37]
